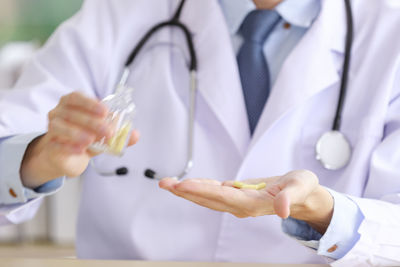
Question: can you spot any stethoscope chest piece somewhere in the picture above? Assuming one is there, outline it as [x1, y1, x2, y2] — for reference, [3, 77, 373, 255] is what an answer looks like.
[315, 130, 351, 170]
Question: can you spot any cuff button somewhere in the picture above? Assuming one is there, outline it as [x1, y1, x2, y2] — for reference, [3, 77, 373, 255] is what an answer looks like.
[327, 244, 338, 253]
[283, 22, 291, 29]
[9, 188, 17, 198]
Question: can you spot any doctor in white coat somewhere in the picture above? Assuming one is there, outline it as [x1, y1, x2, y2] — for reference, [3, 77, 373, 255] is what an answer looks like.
[1, 0, 400, 266]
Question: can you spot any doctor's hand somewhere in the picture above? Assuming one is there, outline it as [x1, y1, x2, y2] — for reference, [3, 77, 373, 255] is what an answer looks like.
[20, 92, 140, 189]
[159, 170, 334, 234]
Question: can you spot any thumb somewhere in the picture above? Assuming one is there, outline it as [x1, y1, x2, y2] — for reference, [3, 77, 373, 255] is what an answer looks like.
[274, 187, 292, 219]
[273, 181, 307, 219]
[127, 130, 140, 147]
[273, 170, 319, 219]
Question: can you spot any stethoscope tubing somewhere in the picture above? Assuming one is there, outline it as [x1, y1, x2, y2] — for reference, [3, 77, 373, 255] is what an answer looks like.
[332, 0, 353, 131]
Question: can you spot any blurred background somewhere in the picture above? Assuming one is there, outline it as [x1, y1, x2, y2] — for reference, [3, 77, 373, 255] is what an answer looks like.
[0, 0, 83, 257]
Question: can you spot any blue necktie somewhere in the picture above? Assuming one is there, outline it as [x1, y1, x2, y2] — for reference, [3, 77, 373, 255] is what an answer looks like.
[237, 10, 281, 134]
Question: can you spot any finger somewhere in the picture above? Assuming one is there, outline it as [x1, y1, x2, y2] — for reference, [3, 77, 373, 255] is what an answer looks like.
[48, 117, 96, 148]
[160, 180, 242, 215]
[222, 180, 238, 187]
[274, 181, 307, 219]
[272, 176, 314, 219]
[183, 178, 222, 186]
[159, 177, 179, 190]
[160, 178, 233, 205]
[274, 190, 291, 219]
[54, 106, 112, 138]
[59, 92, 107, 117]
[173, 192, 242, 216]
[159, 178, 222, 189]
[127, 130, 140, 146]
[48, 138, 88, 155]
[173, 179, 248, 206]
[279, 170, 319, 203]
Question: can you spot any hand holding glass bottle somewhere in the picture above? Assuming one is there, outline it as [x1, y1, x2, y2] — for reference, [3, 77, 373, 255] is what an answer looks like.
[20, 91, 140, 189]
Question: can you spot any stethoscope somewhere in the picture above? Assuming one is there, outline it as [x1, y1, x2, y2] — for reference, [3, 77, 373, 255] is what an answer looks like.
[92, 0, 354, 179]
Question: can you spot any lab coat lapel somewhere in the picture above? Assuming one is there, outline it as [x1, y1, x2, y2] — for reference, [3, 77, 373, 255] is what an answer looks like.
[180, 0, 250, 156]
[249, 0, 347, 148]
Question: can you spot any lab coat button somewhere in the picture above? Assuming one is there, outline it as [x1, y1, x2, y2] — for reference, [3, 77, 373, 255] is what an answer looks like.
[327, 244, 338, 253]
[9, 188, 17, 198]
[283, 22, 291, 29]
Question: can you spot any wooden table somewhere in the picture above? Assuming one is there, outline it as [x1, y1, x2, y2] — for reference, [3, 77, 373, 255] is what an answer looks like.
[0, 258, 329, 267]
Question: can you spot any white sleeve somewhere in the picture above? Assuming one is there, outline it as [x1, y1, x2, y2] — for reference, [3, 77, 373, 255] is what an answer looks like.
[331, 71, 400, 266]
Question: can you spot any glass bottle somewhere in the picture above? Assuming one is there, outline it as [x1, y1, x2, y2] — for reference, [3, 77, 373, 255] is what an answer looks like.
[90, 85, 136, 156]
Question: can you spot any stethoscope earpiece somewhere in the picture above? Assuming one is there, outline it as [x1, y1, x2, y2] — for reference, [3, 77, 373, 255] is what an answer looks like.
[116, 167, 129, 175]
[144, 169, 157, 179]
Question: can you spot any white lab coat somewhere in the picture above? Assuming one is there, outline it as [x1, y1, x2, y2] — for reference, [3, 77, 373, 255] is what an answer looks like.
[1, 0, 400, 265]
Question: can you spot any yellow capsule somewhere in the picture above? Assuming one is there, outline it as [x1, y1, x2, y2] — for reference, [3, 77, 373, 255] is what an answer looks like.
[233, 181, 266, 190]
[109, 122, 131, 155]
[233, 181, 244, 188]
[255, 182, 266, 190]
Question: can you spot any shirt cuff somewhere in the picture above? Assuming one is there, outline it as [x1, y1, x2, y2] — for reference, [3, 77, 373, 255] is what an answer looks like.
[0, 133, 65, 205]
[282, 188, 364, 259]
[282, 216, 321, 250]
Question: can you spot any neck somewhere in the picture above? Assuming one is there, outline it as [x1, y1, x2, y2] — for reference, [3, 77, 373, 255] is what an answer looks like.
[252, 0, 282, 9]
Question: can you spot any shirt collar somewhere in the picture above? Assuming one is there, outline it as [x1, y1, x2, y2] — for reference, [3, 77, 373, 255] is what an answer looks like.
[219, 0, 321, 34]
